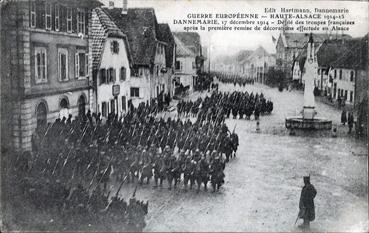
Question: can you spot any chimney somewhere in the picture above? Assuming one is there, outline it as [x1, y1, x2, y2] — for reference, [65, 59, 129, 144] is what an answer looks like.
[122, 0, 128, 14]
[108, 1, 114, 9]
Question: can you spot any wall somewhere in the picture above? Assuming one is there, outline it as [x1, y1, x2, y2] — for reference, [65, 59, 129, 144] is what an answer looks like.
[128, 67, 151, 107]
[331, 68, 356, 104]
[96, 37, 130, 116]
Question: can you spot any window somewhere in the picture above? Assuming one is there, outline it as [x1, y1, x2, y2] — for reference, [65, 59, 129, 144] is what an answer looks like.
[131, 67, 138, 77]
[175, 61, 181, 70]
[77, 9, 85, 34]
[350, 71, 354, 82]
[35, 47, 47, 84]
[344, 90, 348, 100]
[107, 68, 115, 83]
[111, 41, 119, 54]
[350, 91, 353, 102]
[121, 96, 126, 111]
[45, 3, 52, 30]
[339, 69, 342, 80]
[36, 102, 47, 128]
[317, 69, 320, 75]
[75, 51, 88, 78]
[67, 8, 72, 33]
[130, 87, 139, 97]
[110, 99, 115, 114]
[30, 2, 36, 28]
[102, 102, 108, 117]
[120, 67, 126, 81]
[78, 95, 86, 116]
[334, 70, 337, 79]
[58, 48, 68, 81]
[156, 65, 159, 76]
[99, 68, 107, 84]
[55, 4, 60, 31]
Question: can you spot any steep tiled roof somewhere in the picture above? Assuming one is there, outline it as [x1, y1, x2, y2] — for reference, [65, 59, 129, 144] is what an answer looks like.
[237, 50, 253, 63]
[105, 8, 159, 66]
[317, 39, 350, 68]
[331, 35, 368, 70]
[157, 23, 175, 68]
[174, 35, 195, 57]
[173, 32, 202, 56]
[282, 32, 352, 48]
[91, 8, 129, 70]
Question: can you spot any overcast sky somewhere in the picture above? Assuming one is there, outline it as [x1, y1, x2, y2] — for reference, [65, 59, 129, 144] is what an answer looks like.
[100, 0, 368, 57]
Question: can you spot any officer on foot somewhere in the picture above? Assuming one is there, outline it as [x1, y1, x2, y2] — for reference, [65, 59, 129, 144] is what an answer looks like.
[298, 175, 317, 230]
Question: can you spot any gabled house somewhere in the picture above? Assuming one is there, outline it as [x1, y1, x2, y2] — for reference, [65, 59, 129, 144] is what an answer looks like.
[330, 36, 368, 105]
[157, 23, 176, 98]
[1, 0, 101, 152]
[236, 50, 253, 76]
[174, 32, 205, 75]
[106, 7, 168, 107]
[173, 34, 197, 94]
[276, 32, 351, 81]
[91, 7, 132, 118]
[241, 47, 275, 84]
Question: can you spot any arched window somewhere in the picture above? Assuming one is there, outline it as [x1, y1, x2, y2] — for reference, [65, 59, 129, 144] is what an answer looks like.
[59, 97, 69, 119]
[36, 102, 47, 129]
[78, 95, 86, 116]
[60, 98, 69, 109]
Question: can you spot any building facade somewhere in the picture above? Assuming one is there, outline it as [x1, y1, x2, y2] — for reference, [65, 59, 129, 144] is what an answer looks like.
[91, 8, 131, 118]
[106, 7, 168, 107]
[173, 34, 197, 94]
[1, 0, 100, 152]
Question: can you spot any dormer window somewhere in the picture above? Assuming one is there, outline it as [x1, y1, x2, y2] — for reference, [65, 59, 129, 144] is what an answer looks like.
[142, 27, 149, 37]
[111, 41, 119, 54]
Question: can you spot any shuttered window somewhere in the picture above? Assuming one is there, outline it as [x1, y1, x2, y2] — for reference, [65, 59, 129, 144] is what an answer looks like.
[120, 67, 126, 81]
[100, 68, 107, 84]
[107, 68, 115, 83]
[102, 102, 108, 117]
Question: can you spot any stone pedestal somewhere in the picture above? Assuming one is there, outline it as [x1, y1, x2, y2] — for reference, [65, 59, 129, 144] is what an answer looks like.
[302, 107, 315, 120]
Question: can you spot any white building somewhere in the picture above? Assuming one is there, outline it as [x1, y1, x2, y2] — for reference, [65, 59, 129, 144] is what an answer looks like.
[106, 7, 169, 108]
[173, 35, 197, 94]
[91, 8, 131, 118]
[239, 47, 276, 83]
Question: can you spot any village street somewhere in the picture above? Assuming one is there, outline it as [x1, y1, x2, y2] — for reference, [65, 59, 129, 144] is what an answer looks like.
[113, 83, 367, 232]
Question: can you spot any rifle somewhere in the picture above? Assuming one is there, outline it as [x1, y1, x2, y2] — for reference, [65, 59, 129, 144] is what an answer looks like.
[114, 175, 128, 198]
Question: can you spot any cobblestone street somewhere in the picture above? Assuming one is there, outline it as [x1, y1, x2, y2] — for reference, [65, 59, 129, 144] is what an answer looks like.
[113, 83, 368, 232]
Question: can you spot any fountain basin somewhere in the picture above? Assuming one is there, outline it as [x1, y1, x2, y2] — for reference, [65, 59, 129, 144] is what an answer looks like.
[285, 116, 332, 130]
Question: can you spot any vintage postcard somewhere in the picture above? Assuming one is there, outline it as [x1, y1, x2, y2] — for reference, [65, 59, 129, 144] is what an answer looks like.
[0, 0, 368, 232]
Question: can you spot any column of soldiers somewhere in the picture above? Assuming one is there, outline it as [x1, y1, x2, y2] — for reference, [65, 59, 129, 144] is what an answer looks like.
[210, 72, 255, 86]
[7, 87, 240, 230]
[177, 90, 273, 121]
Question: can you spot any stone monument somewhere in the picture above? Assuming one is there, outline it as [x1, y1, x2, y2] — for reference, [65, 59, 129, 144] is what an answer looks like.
[285, 33, 332, 130]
